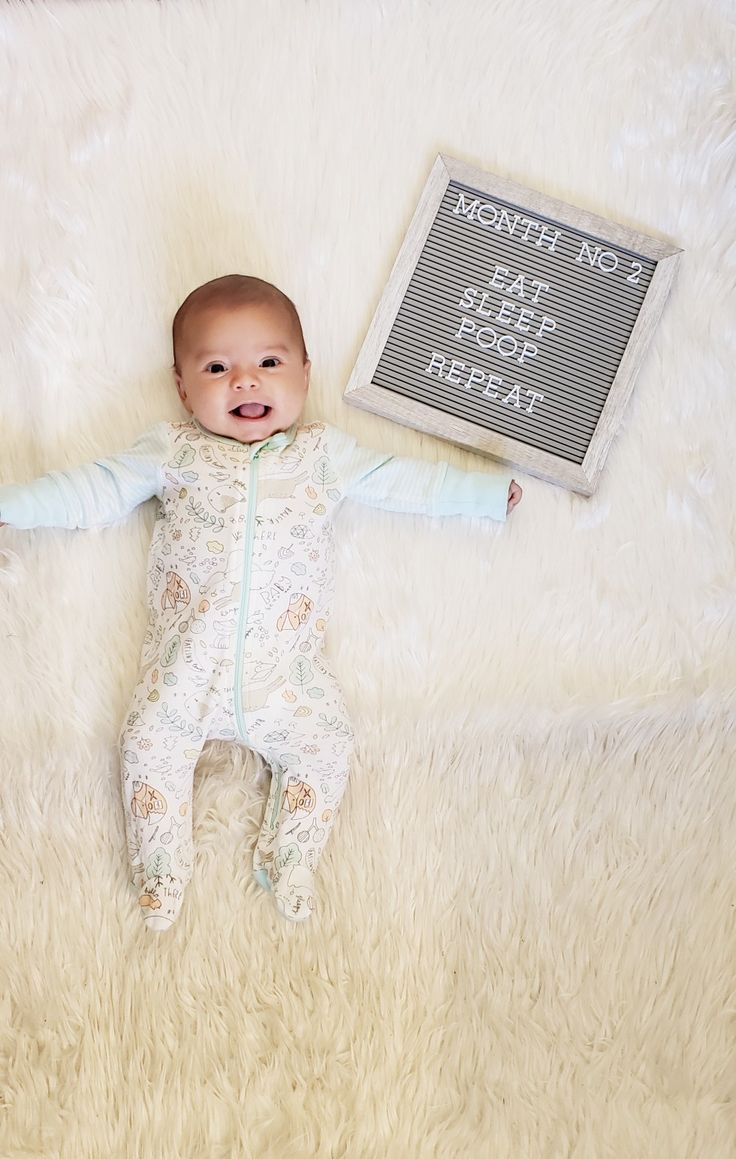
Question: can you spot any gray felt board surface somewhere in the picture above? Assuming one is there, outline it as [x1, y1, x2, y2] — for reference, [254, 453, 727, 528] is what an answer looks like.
[373, 179, 657, 466]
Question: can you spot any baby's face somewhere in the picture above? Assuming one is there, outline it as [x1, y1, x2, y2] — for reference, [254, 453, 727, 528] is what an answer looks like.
[174, 302, 311, 443]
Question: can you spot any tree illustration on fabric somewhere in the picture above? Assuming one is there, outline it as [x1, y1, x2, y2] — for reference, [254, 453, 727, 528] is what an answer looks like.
[146, 848, 172, 890]
[290, 656, 314, 689]
[312, 458, 337, 490]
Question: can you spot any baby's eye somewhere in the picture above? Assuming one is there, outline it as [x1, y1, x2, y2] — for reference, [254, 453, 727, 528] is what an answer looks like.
[260, 357, 281, 368]
[205, 362, 227, 374]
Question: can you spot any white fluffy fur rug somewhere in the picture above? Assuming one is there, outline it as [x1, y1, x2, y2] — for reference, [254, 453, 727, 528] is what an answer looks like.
[1, 1, 734, 1155]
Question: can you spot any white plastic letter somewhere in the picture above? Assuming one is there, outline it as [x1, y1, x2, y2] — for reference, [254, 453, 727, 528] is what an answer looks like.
[496, 300, 516, 326]
[537, 316, 556, 339]
[476, 326, 498, 350]
[502, 384, 523, 408]
[518, 341, 538, 365]
[476, 292, 494, 317]
[497, 334, 519, 358]
[497, 209, 520, 237]
[597, 250, 619, 273]
[536, 226, 560, 252]
[446, 359, 466, 385]
[425, 352, 446, 377]
[454, 317, 477, 342]
[576, 242, 600, 267]
[488, 266, 508, 290]
[466, 368, 486, 392]
[525, 390, 545, 413]
[476, 203, 498, 226]
[515, 308, 535, 332]
[453, 194, 480, 220]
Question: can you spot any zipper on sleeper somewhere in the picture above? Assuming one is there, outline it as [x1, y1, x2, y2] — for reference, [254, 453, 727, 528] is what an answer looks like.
[233, 451, 260, 742]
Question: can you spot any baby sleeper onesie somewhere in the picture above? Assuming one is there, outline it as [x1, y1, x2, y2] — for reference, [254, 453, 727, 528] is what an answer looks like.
[0, 419, 511, 927]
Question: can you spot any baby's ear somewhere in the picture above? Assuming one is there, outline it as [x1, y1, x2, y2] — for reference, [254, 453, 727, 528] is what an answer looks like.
[174, 372, 191, 411]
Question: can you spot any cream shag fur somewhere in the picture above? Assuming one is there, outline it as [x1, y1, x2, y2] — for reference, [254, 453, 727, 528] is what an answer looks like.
[0, 1, 734, 1155]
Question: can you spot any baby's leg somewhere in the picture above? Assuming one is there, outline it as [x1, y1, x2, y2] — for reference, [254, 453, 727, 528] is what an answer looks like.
[247, 676, 354, 922]
[119, 687, 208, 931]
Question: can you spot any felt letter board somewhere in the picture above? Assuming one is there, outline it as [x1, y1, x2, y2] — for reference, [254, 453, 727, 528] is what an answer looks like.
[344, 154, 681, 494]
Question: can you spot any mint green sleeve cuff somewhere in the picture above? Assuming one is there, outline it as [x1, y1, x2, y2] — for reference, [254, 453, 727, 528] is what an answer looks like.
[0, 423, 170, 529]
[324, 423, 511, 522]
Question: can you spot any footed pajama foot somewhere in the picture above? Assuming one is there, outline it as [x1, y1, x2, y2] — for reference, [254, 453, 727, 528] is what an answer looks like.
[273, 862, 316, 923]
[144, 914, 174, 932]
[136, 880, 185, 930]
[253, 858, 316, 923]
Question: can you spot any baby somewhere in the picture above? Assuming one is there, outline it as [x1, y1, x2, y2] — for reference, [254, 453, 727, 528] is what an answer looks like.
[0, 275, 522, 929]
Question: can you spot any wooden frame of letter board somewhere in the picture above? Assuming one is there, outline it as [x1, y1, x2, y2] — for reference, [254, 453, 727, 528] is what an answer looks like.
[344, 153, 682, 495]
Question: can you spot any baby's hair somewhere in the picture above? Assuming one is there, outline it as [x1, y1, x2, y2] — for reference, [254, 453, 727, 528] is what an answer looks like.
[172, 274, 308, 370]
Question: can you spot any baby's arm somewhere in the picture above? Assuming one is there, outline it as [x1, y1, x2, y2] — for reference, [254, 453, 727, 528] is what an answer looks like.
[0, 423, 170, 530]
[325, 424, 520, 522]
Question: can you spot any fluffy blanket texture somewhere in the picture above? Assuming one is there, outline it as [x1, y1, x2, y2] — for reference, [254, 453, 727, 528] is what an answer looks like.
[0, 1, 734, 1155]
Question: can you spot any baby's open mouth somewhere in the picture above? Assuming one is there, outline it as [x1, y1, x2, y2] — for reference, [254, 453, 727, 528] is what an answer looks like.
[230, 403, 271, 420]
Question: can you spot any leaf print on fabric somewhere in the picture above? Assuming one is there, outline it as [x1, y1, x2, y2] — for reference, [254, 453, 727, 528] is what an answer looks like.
[161, 636, 181, 667]
[289, 657, 313, 688]
[186, 498, 224, 531]
[274, 844, 302, 873]
[317, 714, 352, 738]
[313, 458, 337, 488]
[157, 704, 203, 740]
[169, 445, 196, 469]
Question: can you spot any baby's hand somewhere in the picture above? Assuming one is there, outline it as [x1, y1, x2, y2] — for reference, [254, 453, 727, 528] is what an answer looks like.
[506, 480, 522, 515]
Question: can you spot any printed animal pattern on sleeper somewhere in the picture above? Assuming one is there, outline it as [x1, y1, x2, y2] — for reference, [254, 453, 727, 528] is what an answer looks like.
[120, 420, 354, 927]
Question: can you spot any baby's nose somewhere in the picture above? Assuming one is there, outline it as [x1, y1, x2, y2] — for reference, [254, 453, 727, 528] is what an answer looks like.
[233, 369, 258, 389]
